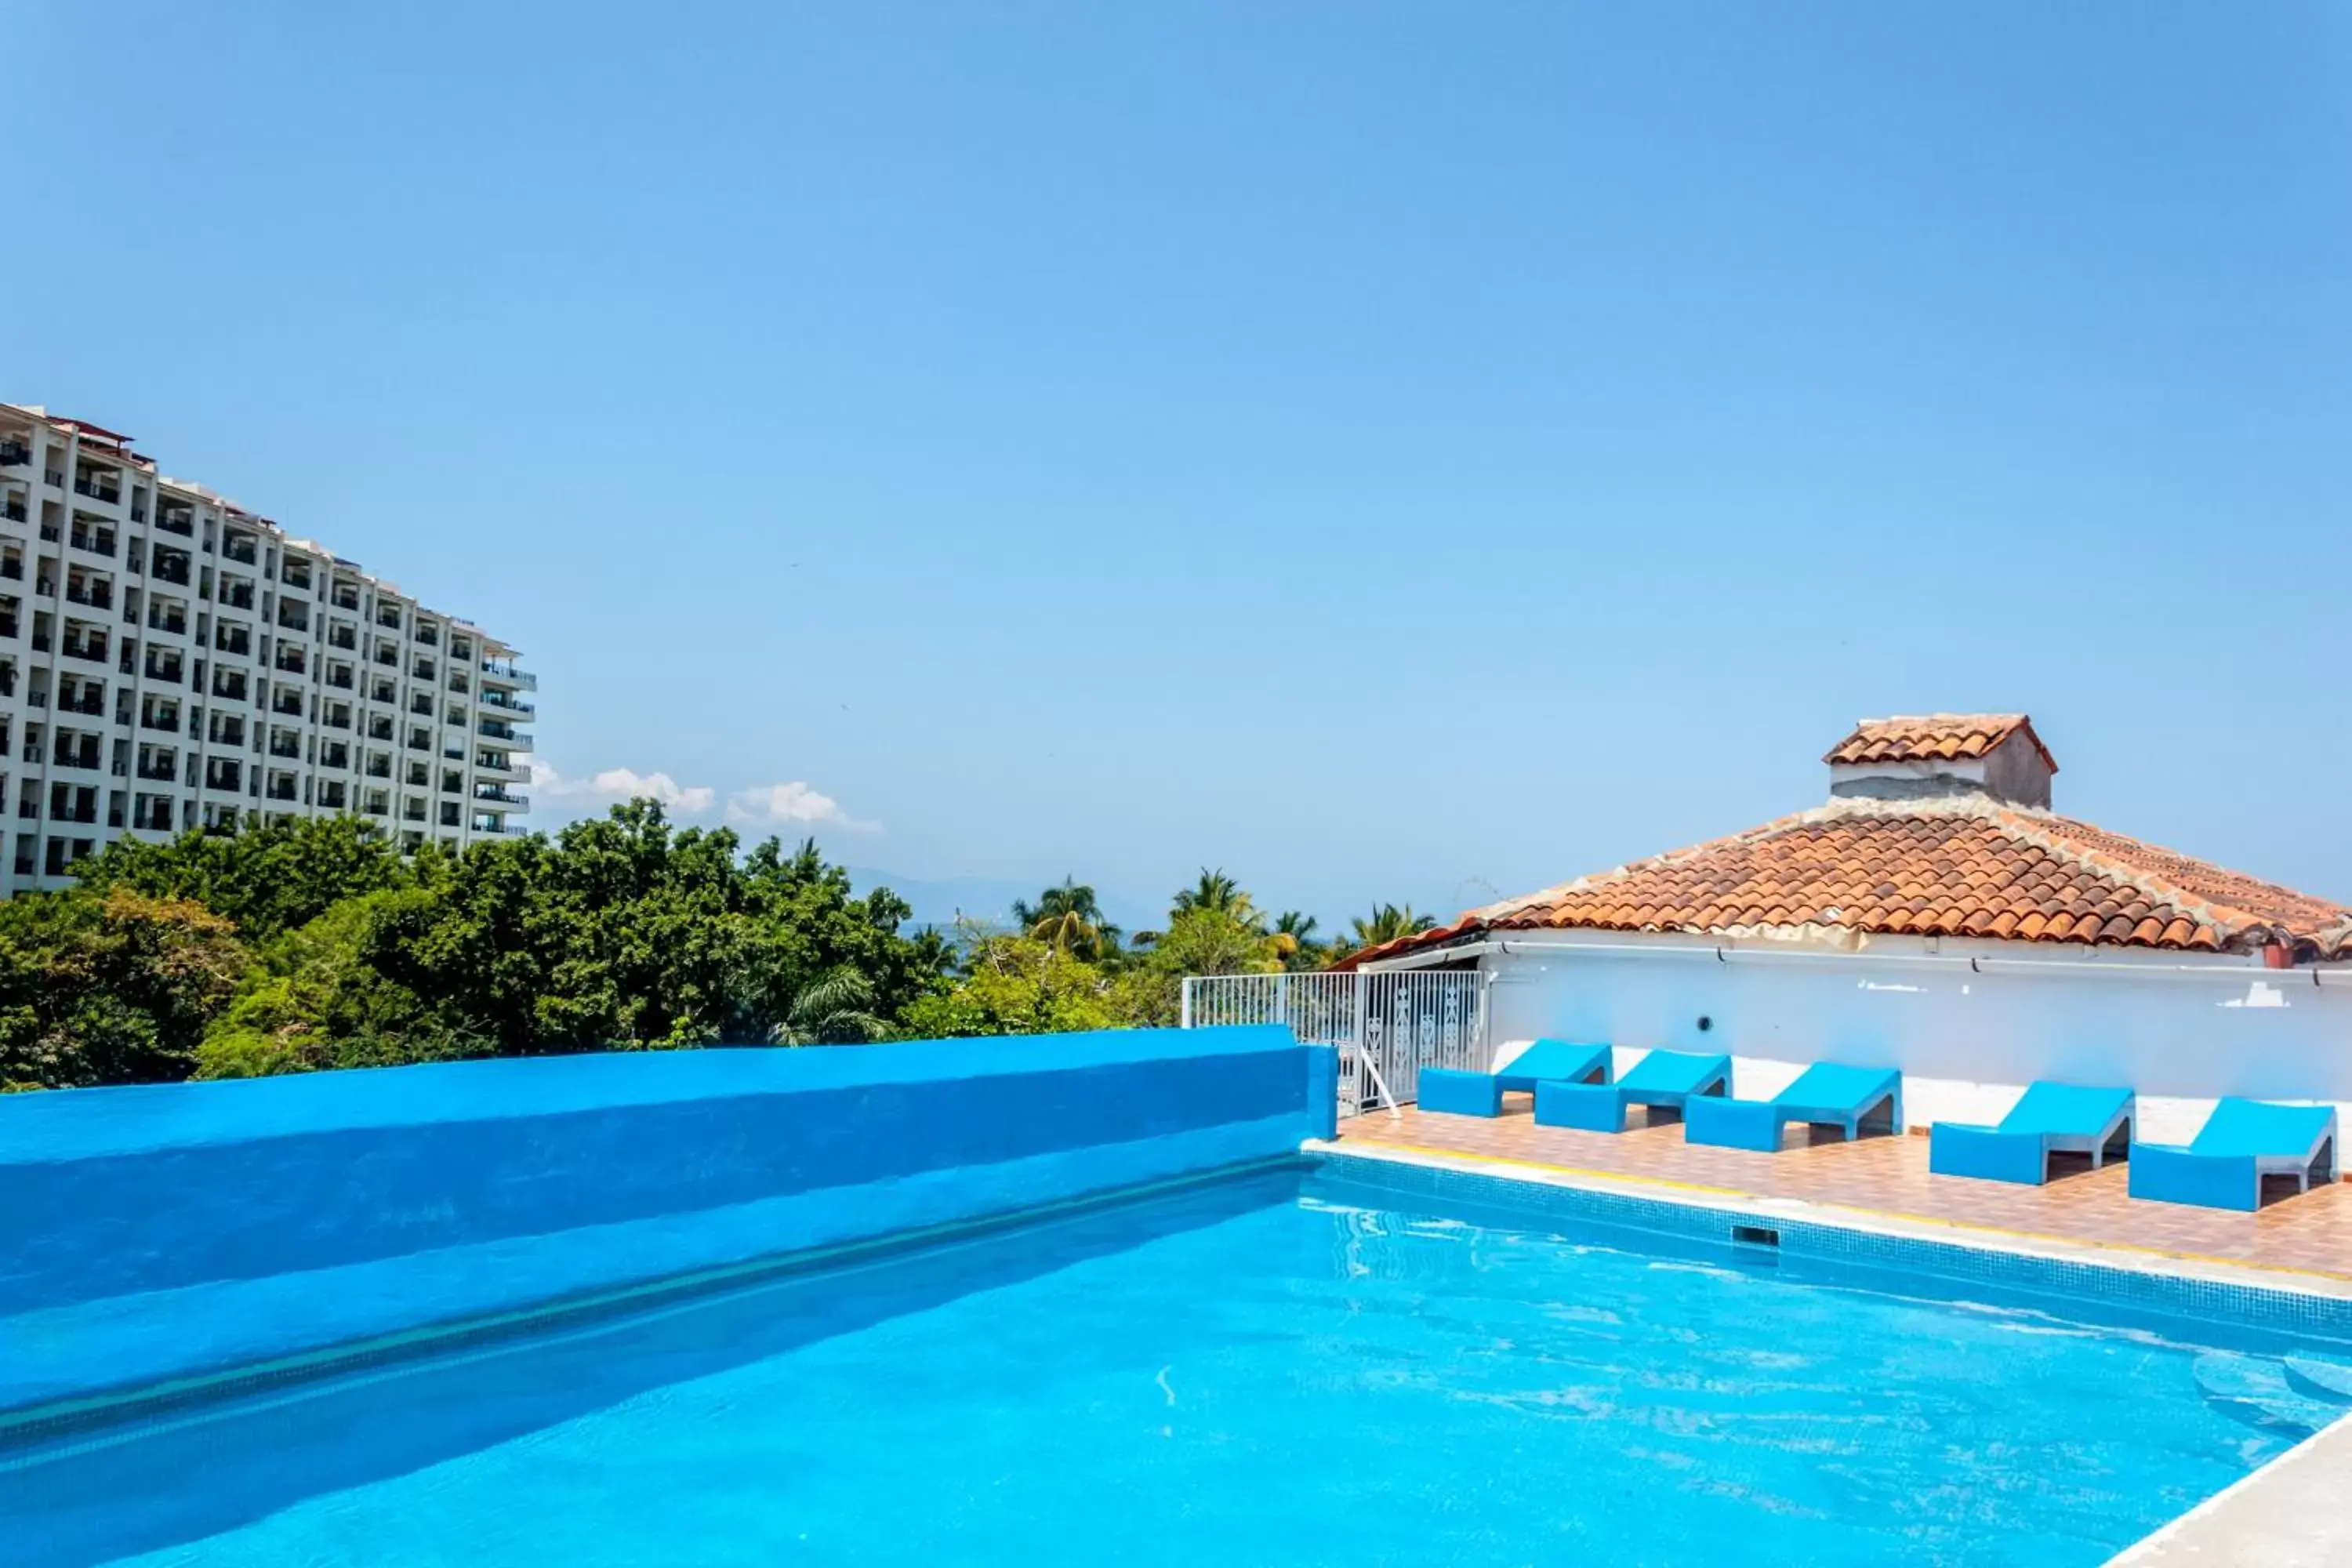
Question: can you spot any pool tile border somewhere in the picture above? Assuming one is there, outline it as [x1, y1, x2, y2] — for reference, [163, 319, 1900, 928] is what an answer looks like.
[1303, 1140, 2352, 1341]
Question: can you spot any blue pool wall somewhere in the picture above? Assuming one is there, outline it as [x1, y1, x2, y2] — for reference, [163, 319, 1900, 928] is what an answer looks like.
[0, 1025, 1333, 1416]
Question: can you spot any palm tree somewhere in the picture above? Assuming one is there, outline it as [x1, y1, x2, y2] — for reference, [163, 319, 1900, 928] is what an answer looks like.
[1012, 877, 1122, 960]
[1171, 867, 1258, 927]
[1270, 910, 1323, 970]
[1348, 902, 1436, 950]
[768, 968, 887, 1046]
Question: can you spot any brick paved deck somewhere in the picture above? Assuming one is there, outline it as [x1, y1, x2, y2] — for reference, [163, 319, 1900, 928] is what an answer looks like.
[1333, 1102, 2352, 1283]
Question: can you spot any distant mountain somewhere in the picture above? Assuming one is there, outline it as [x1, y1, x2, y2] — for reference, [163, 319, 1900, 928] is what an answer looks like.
[843, 869, 1161, 938]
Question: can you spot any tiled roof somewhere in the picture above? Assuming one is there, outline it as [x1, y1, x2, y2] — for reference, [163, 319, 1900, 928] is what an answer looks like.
[1352, 797, 2352, 966]
[1824, 713, 2056, 772]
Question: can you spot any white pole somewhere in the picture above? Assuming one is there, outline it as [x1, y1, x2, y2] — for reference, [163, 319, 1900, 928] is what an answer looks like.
[1352, 968, 1370, 1116]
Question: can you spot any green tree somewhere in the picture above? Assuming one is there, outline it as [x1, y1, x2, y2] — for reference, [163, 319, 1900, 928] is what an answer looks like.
[1270, 910, 1326, 971]
[1345, 902, 1436, 952]
[1011, 878, 1123, 962]
[1112, 906, 1281, 1027]
[165, 804, 956, 1076]
[76, 815, 410, 943]
[1170, 868, 1256, 926]
[768, 967, 887, 1045]
[0, 889, 249, 1090]
[350, 808, 950, 1056]
[899, 927, 1117, 1038]
[2, 797, 1384, 1087]
[729, 837, 951, 1036]
[194, 891, 474, 1079]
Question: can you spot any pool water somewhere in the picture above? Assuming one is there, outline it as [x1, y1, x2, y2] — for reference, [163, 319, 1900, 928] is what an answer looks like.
[9, 1161, 2345, 1567]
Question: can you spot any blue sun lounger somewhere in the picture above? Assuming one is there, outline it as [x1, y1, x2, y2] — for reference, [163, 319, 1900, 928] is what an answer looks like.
[2126, 1098, 2339, 1212]
[1535, 1049, 1731, 1133]
[1682, 1062, 1903, 1152]
[1929, 1082, 2136, 1185]
[1417, 1039, 1612, 1117]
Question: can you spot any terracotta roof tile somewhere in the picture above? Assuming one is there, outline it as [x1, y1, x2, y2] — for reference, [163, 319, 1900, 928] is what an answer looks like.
[1351, 795, 2352, 967]
[1824, 713, 2056, 772]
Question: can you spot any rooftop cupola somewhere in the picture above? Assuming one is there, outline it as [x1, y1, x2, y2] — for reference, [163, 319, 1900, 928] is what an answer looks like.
[1823, 713, 2056, 808]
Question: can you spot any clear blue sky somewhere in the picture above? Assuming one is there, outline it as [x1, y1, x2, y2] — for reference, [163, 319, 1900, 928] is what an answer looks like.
[9, 3, 2350, 925]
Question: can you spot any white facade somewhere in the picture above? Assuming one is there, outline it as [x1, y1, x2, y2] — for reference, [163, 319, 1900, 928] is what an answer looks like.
[1361, 715, 2351, 1134]
[0, 405, 533, 889]
[1439, 932, 2352, 1142]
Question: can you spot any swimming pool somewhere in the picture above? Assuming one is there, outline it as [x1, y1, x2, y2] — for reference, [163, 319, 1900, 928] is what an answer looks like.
[9, 1156, 2348, 1566]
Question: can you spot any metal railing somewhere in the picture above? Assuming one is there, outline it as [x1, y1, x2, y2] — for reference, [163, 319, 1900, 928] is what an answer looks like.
[1178, 968, 1486, 1119]
[480, 660, 535, 690]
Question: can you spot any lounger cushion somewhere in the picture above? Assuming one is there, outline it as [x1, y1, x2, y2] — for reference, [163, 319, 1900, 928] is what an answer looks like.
[1494, 1040, 1612, 1095]
[2129, 1098, 2338, 1211]
[1998, 1082, 2133, 1139]
[1929, 1081, 2135, 1186]
[2129, 1145, 2263, 1212]
[1417, 1069, 1504, 1118]
[2190, 1099, 2336, 1163]
[1682, 1095, 1785, 1152]
[1929, 1124, 2056, 1185]
[1538, 1051, 1731, 1134]
[1616, 1050, 1733, 1102]
[1684, 1063, 1902, 1152]
[1771, 1064, 1901, 1127]
[1417, 1041, 1611, 1117]
[1532, 1080, 1628, 1132]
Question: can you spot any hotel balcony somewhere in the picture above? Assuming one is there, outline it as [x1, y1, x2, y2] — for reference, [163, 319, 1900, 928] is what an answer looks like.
[476, 720, 533, 753]
[479, 691, 535, 720]
[479, 659, 535, 691]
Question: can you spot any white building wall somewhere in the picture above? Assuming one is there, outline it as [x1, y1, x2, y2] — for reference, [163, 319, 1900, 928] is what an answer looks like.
[1475, 934, 2352, 1142]
[0, 405, 533, 890]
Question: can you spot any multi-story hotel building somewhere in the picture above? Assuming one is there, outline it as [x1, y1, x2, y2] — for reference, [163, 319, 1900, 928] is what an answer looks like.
[0, 404, 532, 890]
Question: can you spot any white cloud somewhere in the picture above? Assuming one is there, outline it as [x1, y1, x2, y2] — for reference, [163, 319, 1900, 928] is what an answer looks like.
[528, 765, 875, 833]
[532, 763, 716, 815]
[725, 781, 879, 833]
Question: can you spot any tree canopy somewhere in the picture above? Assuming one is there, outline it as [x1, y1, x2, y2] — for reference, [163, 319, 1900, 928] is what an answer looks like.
[0, 804, 1428, 1088]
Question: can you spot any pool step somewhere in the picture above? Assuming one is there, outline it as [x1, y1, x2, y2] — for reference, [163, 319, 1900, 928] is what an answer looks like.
[2282, 1354, 2352, 1405]
[2193, 1352, 2347, 1437]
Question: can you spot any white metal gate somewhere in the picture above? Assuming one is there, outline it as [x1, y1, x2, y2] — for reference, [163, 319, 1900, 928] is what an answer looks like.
[1179, 969, 1486, 1117]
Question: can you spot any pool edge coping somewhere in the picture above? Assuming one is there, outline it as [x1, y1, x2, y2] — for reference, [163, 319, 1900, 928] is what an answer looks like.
[2102, 1409, 2352, 1566]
